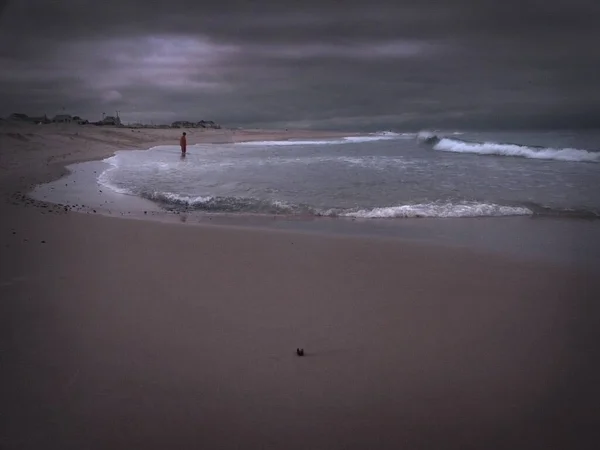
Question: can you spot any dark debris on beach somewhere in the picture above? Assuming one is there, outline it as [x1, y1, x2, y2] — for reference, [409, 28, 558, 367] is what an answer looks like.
[9, 191, 80, 215]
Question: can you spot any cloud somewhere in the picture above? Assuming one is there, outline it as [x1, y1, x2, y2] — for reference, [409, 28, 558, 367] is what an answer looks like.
[101, 90, 123, 103]
[0, 0, 599, 129]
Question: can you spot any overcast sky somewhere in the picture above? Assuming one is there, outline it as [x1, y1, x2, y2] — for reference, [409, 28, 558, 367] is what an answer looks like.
[1, 0, 599, 130]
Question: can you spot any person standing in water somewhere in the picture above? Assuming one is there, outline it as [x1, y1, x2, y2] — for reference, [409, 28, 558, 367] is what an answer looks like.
[180, 132, 187, 154]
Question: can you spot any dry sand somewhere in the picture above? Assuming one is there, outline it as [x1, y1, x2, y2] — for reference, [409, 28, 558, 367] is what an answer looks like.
[1, 124, 600, 449]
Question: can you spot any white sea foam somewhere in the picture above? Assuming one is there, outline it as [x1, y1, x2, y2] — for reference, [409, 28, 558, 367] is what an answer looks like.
[143, 193, 532, 218]
[271, 200, 295, 210]
[149, 191, 214, 205]
[335, 156, 414, 170]
[343, 136, 389, 143]
[335, 202, 532, 218]
[97, 179, 133, 195]
[433, 138, 599, 163]
[144, 191, 297, 213]
[236, 132, 405, 147]
[375, 131, 403, 136]
[343, 132, 411, 143]
[416, 130, 439, 141]
[236, 139, 343, 146]
[97, 155, 134, 195]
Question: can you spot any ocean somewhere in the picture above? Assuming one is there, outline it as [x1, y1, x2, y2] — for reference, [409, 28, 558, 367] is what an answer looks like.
[96, 130, 600, 219]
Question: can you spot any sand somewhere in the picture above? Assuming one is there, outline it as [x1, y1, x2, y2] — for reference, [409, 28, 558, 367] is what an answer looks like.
[0, 123, 358, 192]
[1, 123, 600, 449]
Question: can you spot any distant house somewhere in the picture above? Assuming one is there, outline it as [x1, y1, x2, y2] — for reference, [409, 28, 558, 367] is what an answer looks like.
[171, 120, 195, 128]
[8, 113, 50, 124]
[71, 116, 89, 125]
[198, 120, 220, 129]
[8, 113, 30, 121]
[172, 120, 221, 129]
[53, 114, 73, 123]
[31, 115, 50, 124]
[101, 116, 122, 126]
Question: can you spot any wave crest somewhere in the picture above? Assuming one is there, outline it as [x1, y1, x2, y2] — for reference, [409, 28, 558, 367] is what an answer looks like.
[236, 131, 408, 147]
[419, 132, 599, 163]
[435, 138, 599, 162]
[143, 193, 536, 218]
[330, 202, 532, 218]
[143, 191, 307, 214]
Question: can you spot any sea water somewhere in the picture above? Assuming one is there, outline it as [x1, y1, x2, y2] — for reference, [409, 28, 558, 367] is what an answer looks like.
[97, 130, 600, 219]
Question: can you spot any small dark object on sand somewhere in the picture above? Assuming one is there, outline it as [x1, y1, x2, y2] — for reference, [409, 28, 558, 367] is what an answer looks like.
[296, 348, 304, 356]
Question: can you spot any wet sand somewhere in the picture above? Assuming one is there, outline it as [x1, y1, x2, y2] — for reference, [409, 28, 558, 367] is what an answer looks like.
[1, 124, 600, 449]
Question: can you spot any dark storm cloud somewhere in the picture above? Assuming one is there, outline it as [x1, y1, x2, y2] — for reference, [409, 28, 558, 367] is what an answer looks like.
[1, 0, 599, 129]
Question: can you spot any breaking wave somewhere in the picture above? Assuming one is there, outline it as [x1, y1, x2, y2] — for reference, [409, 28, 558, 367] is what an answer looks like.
[98, 157, 132, 195]
[332, 202, 532, 218]
[134, 192, 600, 219]
[236, 131, 409, 147]
[418, 132, 599, 163]
[142, 191, 313, 215]
[135, 193, 547, 218]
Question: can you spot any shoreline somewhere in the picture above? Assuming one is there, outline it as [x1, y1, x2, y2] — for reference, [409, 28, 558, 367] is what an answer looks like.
[4, 123, 600, 271]
[0, 123, 363, 201]
[27, 152, 600, 270]
[2, 124, 600, 448]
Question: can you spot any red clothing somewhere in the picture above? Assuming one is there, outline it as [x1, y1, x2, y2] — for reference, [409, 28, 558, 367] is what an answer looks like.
[180, 135, 187, 152]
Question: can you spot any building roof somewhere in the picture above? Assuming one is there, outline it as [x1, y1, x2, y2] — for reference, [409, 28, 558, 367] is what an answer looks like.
[9, 113, 29, 119]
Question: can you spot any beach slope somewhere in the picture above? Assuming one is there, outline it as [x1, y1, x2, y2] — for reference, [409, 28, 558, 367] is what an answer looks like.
[1, 124, 599, 449]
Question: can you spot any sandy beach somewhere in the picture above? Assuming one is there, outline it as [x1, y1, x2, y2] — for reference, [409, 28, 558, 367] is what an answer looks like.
[2, 124, 600, 449]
